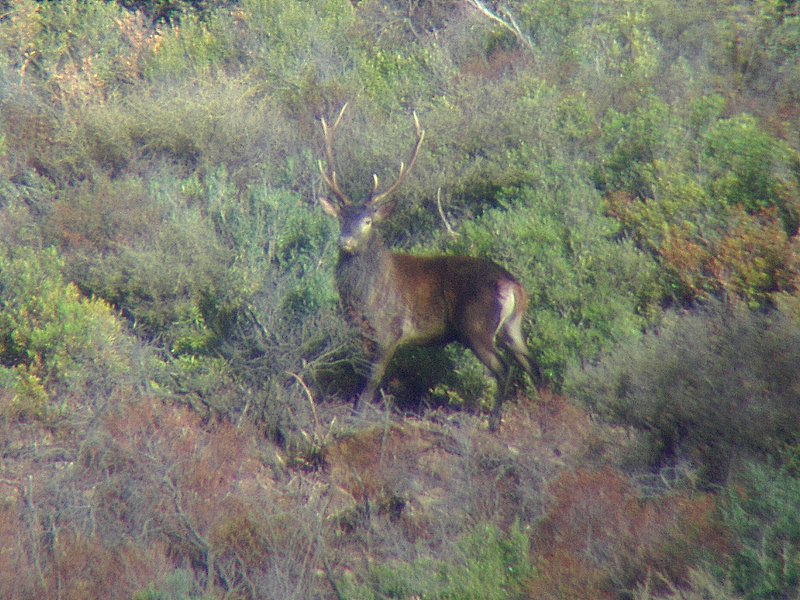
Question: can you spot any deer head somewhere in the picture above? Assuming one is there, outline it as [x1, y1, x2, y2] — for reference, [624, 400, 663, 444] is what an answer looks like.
[317, 104, 425, 254]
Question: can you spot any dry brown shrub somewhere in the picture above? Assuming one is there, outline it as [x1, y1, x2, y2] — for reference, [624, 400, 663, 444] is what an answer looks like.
[87, 398, 337, 598]
[326, 422, 442, 503]
[527, 548, 614, 600]
[324, 395, 631, 550]
[51, 533, 172, 600]
[530, 467, 728, 598]
[0, 501, 36, 598]
[46, 175, 157, 254]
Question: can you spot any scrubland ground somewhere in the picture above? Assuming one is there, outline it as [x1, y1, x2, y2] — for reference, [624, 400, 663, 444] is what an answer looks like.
[0, 1, 799, 598]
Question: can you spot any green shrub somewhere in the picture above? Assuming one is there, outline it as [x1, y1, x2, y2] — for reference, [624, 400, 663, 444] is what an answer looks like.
[81, 77, 291, 182]
[593, 95, 679, 198]
[66, 166, 347, 435]
[444, 184, 660, 388]
[75, 173, 237, 352]
[133, 569, 205, 600]
[0, 245, 137, 422]
[633, 567, 742, 600]
[419, 74, 566, 212]
[142, 8, 235, 81]
[0, 0, 142, 90]
[236, 0, 359, 110]
[702, 114, 800, 227]
[342, 523, 532, 600]
[566, 303, 800, 484]
[722, 459, 800, 599]
[607, 169, 797, 308]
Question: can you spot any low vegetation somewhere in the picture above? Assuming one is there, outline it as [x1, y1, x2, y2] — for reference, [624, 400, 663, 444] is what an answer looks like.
[0, 0, 798, 597]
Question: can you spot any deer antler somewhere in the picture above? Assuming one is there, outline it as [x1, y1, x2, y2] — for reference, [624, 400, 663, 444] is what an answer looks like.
[369, 112, 425, 207]
[318, 103, 352, 206]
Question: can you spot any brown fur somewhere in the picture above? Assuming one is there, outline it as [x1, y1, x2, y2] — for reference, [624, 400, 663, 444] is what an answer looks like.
[318, 106, 538, 429]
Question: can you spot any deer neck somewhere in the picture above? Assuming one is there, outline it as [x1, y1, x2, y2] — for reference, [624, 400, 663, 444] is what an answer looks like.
[335, 234, 394, 313]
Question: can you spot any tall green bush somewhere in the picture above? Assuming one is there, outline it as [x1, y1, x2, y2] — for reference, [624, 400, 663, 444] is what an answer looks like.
[342, 523, 532, 600]
[0, 246, 138, 422]
[444, 183, 660, 387]
[593, 95, 679, 198]
[722, 459, 800, 599]
[702, 114, 800, 228]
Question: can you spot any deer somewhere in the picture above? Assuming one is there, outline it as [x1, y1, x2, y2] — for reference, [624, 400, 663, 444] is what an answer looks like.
[317, 104, 538, 430]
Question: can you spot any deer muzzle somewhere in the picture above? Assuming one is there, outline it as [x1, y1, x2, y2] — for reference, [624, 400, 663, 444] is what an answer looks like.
[338, 234, 359, 254]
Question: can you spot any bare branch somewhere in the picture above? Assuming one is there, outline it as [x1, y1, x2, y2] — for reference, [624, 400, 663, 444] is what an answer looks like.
[288, 371, 320, 432]
[436, 188, 460, 238]
[465, 0, 533, 51]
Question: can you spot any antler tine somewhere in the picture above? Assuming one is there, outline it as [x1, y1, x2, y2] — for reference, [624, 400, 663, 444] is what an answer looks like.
[319, 103, 352, 206]
[370, 111, 425, 207]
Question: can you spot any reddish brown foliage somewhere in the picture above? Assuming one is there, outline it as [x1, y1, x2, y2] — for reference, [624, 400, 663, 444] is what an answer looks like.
[659, 223, 714, 300]
[610, 184, 799, 305]
[528, 467, 728, 598]
[48, 184, 156, 254]
[50, 534, 172, 600]
[706, 208, 796, 301]
[0, 499, 172, 600]
[326, 423, 441, 503]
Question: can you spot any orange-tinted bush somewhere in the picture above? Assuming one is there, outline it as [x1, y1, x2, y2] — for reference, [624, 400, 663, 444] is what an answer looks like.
[529, 467, 728, 598]
[614, 190, 798, 306]
[707, 208, 795, 304]
[51, 533, 172, 600]
[660, 207, 796, 307]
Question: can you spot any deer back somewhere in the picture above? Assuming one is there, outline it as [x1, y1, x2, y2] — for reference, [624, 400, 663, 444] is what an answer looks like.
[336, 240, 521, 353]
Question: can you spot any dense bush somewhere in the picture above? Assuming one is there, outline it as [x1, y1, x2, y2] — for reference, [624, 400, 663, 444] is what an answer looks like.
[0, 244, 145, 424]
[598, 97, 800, 307]
[342, 523, 532, 600]
[566, 303, 800, 483]
[722, 458, 800, 599]
[529, 467, 727, 598]
[443, 183, 660, 387]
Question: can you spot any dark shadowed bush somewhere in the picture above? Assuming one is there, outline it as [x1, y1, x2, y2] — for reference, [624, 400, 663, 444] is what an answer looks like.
[566, 302, 800, 483]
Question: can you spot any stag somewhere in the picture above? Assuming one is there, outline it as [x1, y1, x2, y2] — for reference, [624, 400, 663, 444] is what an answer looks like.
[318, 104, 537, 429]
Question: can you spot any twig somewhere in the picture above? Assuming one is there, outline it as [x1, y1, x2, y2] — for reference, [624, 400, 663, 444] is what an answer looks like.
[464, 0, 534, 51]
[321, 551, 346, 600]
[436, 188, 460, 238]
[288, 371, 320, 432]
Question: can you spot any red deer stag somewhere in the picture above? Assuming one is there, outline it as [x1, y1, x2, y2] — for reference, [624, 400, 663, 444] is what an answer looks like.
[318, 104, 537, 429]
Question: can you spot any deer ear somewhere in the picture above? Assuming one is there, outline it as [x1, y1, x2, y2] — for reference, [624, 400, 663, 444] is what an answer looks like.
[318, 196, 340, 218]
[372, 198, 398, 222]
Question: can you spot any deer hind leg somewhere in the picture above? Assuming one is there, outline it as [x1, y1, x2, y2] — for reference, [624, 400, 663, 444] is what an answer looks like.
[469, 339, 511, 431]
[499, 312, 543, 386]
[496, 281, 541, 386]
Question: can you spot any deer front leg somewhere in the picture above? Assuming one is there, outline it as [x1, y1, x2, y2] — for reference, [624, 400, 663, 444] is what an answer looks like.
[354, 344, 396, 413]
